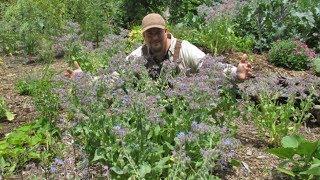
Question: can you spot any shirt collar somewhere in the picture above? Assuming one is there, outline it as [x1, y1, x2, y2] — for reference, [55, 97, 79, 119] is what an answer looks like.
[167, 33, 177, 56]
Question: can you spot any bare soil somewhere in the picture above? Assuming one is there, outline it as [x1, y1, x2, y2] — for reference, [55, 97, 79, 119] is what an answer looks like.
[0, 56, 67, 136]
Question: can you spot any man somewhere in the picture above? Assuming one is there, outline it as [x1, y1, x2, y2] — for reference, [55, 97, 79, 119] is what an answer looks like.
[66, 13, 252, 81]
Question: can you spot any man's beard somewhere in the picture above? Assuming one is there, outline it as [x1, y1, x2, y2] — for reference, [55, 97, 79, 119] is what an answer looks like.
[149, 42, 163, 54]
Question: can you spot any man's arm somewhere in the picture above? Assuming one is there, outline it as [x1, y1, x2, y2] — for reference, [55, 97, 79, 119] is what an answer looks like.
[180, 41, 252, 81]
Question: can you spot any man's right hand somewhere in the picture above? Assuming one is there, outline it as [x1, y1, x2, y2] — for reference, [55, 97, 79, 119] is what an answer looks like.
[64, 61, 83, 79]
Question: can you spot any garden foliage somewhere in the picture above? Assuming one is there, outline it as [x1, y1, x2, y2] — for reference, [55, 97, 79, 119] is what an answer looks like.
[54, 54, 241, 178]
[313, 57, 320, 76]
[170, 18, 253, 55]
[0, 0, 67, 56]
[268, 135, 320, 179]
[0, 118, 62, 175]
[268, 39, 316, 70]
[243, 93, 314, 146]
[0, 97, 15, 121]
[234, 0, 320, 52]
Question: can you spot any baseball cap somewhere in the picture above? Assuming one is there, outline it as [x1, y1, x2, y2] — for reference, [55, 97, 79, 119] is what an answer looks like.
[142, 13, 166, 33]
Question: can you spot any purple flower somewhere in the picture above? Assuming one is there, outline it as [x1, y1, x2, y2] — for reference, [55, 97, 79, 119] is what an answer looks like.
[191, 121, 214, 134]
[200, 149, 217, 159]
[176, 131, 198, 145]
[54, 158, 64, 165]
[172, 148, 191, 164]
[102, 165, 110, 177]
[50, 165, 57, 173]
[112, 125, 129, 138]
[176, 132, 187, 145]
[148, 108, 166, 126]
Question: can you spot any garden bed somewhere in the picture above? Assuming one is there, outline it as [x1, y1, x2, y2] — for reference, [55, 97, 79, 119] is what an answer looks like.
[1, 52, 319, 179]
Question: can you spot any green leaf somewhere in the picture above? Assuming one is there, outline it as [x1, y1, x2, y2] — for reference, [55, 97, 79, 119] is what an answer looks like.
[282, 135, 299, 148]
[267, 147, 296, 159]
[0, 156, 10, 169]
[28, 136, 42, 146]
[154, 125, 161, 136]
[5, 110, 15, 121]
[154, 156, 170, 171]
[28, 152, 41, 159]
[0, 141, 9, 151]
[111, 166, 124, 175]
[138, 163, 151, 177]
[300, 166, 320, 175]
[230, 159, 241, 167]
[17, 125, 33, 132]
[297, 141, 318, 157]
[164, 141, 174, 150]
[92, 149, 106, 162]
[277, 167, 295, 177]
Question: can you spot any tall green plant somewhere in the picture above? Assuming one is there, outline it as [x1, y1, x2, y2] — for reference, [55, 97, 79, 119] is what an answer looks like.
[234, 0, 320, 52]
[66, 0, 120, 45]
[0, 0, 67, 55]
[243, 93, 314, 146]
[170, 17, 253, 55]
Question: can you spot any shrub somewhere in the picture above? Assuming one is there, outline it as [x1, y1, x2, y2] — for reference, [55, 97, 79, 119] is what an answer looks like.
[170, 17, 253, 55]
[66, 0, 122, 44]
[0, 0, 67, 56]
[64, 29, 133, 73]
[268, 39, 316, 70]
[234, 0, 320, 52]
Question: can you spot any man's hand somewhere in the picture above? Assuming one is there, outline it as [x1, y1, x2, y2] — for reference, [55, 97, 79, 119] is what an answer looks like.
[236, 54, 253, 81]
[64, 61, 83, 79]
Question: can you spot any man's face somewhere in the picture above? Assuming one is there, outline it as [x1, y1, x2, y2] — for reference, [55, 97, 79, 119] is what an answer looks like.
[143, 28, 167, 54]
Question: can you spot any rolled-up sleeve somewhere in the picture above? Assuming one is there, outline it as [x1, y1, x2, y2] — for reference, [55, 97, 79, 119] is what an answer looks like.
[180, 41, 206, 73]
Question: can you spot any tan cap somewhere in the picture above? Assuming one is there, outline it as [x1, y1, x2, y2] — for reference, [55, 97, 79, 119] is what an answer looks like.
[142, 13, 165, 33]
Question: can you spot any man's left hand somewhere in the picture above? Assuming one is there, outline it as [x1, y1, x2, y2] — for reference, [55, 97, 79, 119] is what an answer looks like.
[236, 54, 253, 81]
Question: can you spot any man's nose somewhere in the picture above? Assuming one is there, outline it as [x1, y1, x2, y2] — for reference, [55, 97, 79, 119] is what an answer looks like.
[151, 34, 160, 41]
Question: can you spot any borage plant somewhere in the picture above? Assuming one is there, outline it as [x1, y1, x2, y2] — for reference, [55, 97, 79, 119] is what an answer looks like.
[55, 54, 241, 178]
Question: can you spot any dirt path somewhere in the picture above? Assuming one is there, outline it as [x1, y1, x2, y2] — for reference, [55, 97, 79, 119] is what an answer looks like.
[0, 56, 68, 137]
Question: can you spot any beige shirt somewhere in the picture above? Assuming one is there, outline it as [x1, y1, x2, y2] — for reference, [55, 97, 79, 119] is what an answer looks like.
[126, 34, 237, 78]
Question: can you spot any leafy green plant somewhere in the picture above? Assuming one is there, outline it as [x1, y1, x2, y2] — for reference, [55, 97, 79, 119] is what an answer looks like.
[32, 69, 60, 121]
[170, 17, 253, 55]
[65, 29, 137, 73]
[55, 54, 241, 178]
[0, 118, 63, 175]
[268, 135, 320, 179]
[66, 0, 120, 45]
[168, 0, 212, 26]
[0, 0, 67, 56]
[313, 57, 320, 76]
[15, 77, 37, 96]
[0, 96, 15, 121]
[234, 0, 320, 52]
[118, 0, 168, 28]
[244, 93, 313, 146]
[268, 39, 316, 70]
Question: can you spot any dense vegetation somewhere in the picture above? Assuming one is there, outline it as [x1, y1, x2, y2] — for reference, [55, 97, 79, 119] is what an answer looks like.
[0, 0, 319, 178]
